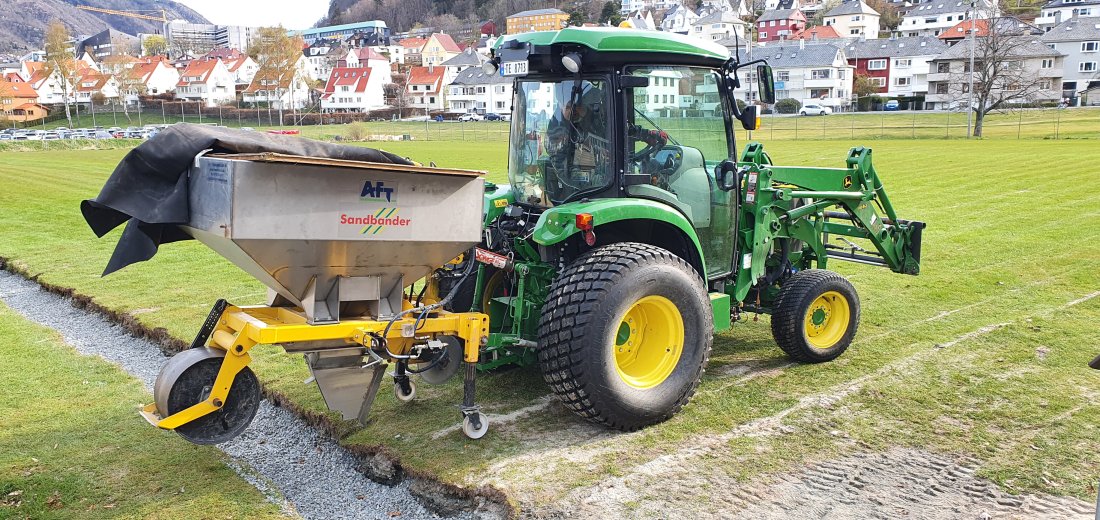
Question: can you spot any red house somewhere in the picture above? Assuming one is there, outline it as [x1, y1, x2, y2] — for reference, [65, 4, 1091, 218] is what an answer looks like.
[756, 9, 807, 43]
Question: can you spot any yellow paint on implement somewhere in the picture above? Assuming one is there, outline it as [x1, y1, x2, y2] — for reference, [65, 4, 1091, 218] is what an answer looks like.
[140, 303, 489, 431]
[613, 295, 685, 389]
[804, 290, 850, 349]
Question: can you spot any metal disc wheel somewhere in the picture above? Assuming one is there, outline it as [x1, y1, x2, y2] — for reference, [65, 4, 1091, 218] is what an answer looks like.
[771, 269, 860, 363]
[462, 414, 489, 439]
[418, 336, 463, 385]
[155, 347, 262, 445]
[613, 296, 685, 389]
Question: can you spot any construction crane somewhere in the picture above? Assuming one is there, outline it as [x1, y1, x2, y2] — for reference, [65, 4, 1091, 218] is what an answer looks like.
[75, 5, 167, 23]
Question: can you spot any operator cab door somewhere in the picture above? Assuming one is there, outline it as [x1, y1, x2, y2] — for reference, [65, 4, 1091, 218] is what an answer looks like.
[623, 65, 738, 279]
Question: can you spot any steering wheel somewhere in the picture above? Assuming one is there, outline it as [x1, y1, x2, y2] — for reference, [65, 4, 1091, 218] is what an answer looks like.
[630, 125, 668, 163]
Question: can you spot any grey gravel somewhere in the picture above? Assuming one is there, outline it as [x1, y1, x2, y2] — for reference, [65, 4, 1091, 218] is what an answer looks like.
[0, 271, 473, 520]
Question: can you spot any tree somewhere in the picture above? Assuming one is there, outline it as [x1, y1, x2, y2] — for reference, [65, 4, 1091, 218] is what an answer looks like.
[941, 19, 1057, 137]
[143, 35, 168, 57]
[249, 27, 306, 126]
[599, 1, 623, 26]
[567, 10, 586, 27]
[774, 98, 802, 114]
[44, 20, 78, 128]
[113, 63, 146, 122]
[385, 72, 410, 118]
[853, 73, 880, 111]
[864, 0, 901, 32]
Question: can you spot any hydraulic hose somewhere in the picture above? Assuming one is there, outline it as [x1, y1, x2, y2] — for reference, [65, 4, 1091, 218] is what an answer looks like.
[377, 258, 478, 360]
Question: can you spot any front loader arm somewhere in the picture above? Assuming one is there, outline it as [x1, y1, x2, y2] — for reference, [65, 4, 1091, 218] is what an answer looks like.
[735, 144, 924, 302]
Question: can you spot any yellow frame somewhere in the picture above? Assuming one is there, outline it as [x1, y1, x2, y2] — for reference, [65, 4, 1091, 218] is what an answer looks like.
[141, 303, 490, 431]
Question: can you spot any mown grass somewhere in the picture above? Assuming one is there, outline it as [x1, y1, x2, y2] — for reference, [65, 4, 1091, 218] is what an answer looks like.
[0, 303, 290, 519]
[1, 137, 1099, 508]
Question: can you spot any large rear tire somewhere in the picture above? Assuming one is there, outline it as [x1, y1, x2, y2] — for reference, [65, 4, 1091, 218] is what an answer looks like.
[537, 242, 712, 431]
[770, 269, 860, 363]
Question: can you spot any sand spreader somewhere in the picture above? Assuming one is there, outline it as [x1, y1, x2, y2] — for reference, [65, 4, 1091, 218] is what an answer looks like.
[138, 153, 494, 442]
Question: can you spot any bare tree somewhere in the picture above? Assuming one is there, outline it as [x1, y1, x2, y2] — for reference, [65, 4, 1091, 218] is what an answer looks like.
[249, 27, 306, 126]
[113, 62, 146, 123]
[940, 19, 1058, 136]
[44, 20, 78, 128]
[385, 72, 409, 117]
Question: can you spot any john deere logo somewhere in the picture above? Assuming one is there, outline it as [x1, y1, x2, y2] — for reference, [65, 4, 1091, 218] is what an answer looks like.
[360, 180, 396, 202]
[843, 175, 853, 189]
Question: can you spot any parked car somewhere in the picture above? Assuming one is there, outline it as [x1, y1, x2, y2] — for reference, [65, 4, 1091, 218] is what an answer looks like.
[484, 113, 503, 121]
[800, 104, 832, 116]
[459, 113, 484, 122]
[884, 100, 900, 111]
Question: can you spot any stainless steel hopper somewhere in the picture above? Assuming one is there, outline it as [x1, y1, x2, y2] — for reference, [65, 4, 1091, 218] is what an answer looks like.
[185, 152, 486, 324]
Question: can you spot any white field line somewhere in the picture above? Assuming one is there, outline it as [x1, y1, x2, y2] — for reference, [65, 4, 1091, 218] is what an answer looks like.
[1064, 290, 1100, 308]
[430, 396, 555, 439]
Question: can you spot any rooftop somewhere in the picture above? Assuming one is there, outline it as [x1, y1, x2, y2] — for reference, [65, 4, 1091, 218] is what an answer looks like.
[733, 41, 846, 67]
[508, 8, 567, 18]
[825, 0, 880, 17]
[845, 35, 948, 57]
[758, 9, 805, 22]
[1040, 15, 1100, 42]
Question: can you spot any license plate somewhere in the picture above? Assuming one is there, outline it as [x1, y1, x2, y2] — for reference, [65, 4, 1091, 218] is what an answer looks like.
[500, 60, 528, 77]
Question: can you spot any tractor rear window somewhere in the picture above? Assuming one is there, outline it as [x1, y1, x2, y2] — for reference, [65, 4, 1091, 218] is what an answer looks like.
[508, 79, 612, 205]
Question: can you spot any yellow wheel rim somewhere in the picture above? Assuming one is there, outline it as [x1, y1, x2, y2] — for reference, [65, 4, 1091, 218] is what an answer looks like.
[804, 290, 850, 349]
[613, 295, 685, 389]
[480, 271, 507, 311]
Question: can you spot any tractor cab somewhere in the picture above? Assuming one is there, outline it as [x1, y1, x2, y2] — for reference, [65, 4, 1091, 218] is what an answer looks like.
[489, 28, 775, 279]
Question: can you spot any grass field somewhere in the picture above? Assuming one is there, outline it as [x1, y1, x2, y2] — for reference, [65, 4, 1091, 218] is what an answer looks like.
[1, 136, 1099, 513]
[0, 302, 289, 519]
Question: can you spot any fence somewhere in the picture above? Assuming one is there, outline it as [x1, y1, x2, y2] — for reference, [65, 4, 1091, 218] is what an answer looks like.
[9, 103, 1098, 143]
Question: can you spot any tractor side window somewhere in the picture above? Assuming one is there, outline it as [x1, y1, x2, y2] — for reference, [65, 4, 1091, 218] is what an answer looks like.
[625, 66, 737, 278]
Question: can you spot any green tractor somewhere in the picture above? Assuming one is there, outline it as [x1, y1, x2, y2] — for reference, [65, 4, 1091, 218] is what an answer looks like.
[437, 28, 925, 431]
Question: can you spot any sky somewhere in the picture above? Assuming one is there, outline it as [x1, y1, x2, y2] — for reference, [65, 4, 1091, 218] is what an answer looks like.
[175, 0, 328, 30]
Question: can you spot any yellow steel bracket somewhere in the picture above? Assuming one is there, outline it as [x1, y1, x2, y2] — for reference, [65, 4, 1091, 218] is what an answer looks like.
[142, 319, 258, 431]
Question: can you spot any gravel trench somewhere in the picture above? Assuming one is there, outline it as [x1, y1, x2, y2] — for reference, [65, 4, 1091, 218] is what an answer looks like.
[0, 271, 476, 520]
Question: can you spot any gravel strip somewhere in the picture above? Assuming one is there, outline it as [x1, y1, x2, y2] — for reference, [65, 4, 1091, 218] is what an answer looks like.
[0, 271, 472, 520]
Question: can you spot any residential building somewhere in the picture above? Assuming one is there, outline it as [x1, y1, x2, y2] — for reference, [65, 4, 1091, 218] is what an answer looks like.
[175, 58, 236, 106]
[899, 0, 994, 37]
[348, 48, 393, 85]
[345, 30, 388, 48]
[937, 17, 1041, 45]
[844, 35, 948, 103]
[126, 59, 181, 100]
[506, 8, 569, 34]
[623, 11, 658, 31]
[693, 7, 747, 41]
[201, 48, 259, 86]
[447, 66, 513, 114]
[481, 20, 498, 36]
[303, 39, 345, 81]
[925, 37, 1063, 110]
[321, 67, 387, 112]
[399, 38, 428, 66]
[25, 66, 72, 105]
[622, 0, 684, 13]
[441, 47, 486, 85]
[702, 0, 751, 19]
[756, 9, 807, 42]
[1036, 0, 1100, 28]
[823, 1, 882, 39]
[371, 44, 407, 65]
[74, 72, 121, 105]
[661, 3, 701, 34]
[1040, 16, 1100, 104]
[294, 21, 390, 45]
[75, 28, 139, 60]
[0, 80, 43, 121]
[406, 66, 446, 111]
[732, 41, 854, 108]
[421, 33, 463, 67]
[242, 63, 311, 109]
[796, 25, 843, 40]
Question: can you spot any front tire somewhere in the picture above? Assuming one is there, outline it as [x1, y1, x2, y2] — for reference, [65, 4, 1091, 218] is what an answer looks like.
[771, 269, 860, 363]
[537, 243, 712, 431]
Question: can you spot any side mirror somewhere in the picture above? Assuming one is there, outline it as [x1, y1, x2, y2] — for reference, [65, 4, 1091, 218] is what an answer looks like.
[716, 160, 738, 191]
[739, 104, 759, 131]
[757, 64, 776, 104]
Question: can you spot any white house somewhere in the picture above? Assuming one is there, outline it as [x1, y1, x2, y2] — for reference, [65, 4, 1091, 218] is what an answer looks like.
[925, 36, 1064, 109]
[824, 1, 882, 38]
[406, 66, 446, 111]
[202, 48, 258, 86]
[440, 47, 485, 86]
[1041, 16, 1100, 104]
[1036, 0, 1100, 28]
[661, 3, 701, 34]
[900, 0, 995, 37]
[123, 59, 180, 102]
[692, 7, 748, 41]
[447, 66, 513, 115]
[74, 72, 121, 105]
[242, 64, 311, 109]
[639, 69, 684, 112]
[733, 41, 854, 109]
[320, 66, 388, 112]
[303, 39, 343, 81]
[623, 11, 658, 30]
[175, 58, 236, 106]
[347, 47, 392, 82]
[845, 36, 948, 102]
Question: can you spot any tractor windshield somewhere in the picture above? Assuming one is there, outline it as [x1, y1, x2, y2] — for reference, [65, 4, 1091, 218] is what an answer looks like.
[508, 79, 612, 206]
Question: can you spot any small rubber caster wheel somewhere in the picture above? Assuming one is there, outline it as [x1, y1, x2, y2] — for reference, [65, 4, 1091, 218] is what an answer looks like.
[395, 380, 417, 402]
[462, 413, 489, 440]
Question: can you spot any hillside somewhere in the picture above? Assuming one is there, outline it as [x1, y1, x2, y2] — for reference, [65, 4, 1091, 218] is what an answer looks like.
[325, 0, 602, 34]
[0, 0, 208, 58]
